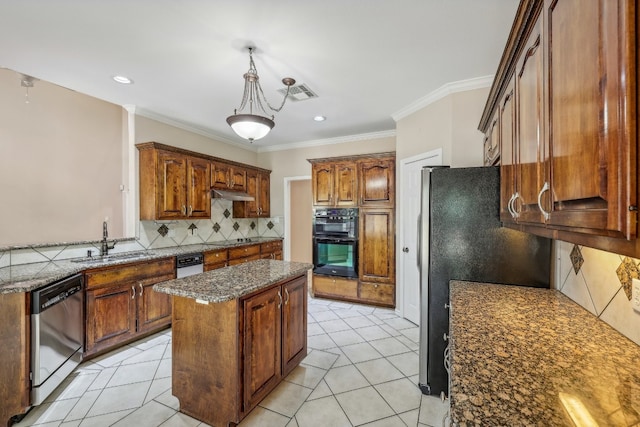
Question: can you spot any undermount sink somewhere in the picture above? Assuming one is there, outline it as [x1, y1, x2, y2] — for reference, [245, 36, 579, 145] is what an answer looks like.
[71, 251, 154, 264]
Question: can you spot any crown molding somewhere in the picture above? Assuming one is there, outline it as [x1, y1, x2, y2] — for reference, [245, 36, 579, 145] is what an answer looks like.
[391, 75, 494, 122]
[135, 108, 258, 153]
[256, 130, 396, 153]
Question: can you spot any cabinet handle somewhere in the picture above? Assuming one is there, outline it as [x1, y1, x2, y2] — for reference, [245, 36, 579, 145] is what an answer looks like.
[507, 193, 516, 218]
[284, 288, 290, 305]
[537, 182, 550, 221]
[188, 205, 193, 216]
[181, 205, 186, 215]
[139, 283, 143, 296]
[131, 286, 136, 299]
[277, 290, 283, 308]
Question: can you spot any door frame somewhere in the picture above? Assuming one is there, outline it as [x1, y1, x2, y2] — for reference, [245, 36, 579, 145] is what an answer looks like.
[397, 149, 443, 319]
[283, 175, 311, 261]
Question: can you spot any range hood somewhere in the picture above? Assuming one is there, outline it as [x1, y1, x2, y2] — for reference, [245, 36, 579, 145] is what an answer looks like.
[212, 189, 255, 202]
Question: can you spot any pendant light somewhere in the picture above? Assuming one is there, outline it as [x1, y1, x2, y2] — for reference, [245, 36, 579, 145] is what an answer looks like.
[226, 47, 295, 142]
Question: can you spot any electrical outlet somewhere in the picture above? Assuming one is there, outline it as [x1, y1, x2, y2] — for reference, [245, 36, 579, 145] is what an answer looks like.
[632, 278, 640, 313]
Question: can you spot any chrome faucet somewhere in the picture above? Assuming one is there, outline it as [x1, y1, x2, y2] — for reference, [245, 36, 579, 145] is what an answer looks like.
[100, 221, 116, 256]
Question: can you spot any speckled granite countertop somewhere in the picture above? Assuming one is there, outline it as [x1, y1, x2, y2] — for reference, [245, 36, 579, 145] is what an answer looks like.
[449, 281, 640, 427]
[0, 238, 282, 294]
[153, 259, 312, 303]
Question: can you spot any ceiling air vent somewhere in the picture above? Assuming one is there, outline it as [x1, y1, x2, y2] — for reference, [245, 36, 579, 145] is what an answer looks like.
[278, 84, 317, 101]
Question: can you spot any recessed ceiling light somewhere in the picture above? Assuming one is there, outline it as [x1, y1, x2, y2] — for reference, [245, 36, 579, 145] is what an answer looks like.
[313, 116, 326, 122]
[112, 75, 133, 84]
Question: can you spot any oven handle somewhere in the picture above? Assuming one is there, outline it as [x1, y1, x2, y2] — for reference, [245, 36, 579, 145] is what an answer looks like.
[313, 237, 357, 243]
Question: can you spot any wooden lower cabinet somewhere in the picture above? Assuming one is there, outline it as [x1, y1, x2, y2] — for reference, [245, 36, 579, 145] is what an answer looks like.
[172, 274, 307, 427]
[260, 240, 283, 260]
[229, 244, 261, 266]
[0, 292, 30, 426]
[84, 257, 175, 357]
[359, 282, 395, 306]
[204, 248, 228, 271]
[313, 275, 358, 300]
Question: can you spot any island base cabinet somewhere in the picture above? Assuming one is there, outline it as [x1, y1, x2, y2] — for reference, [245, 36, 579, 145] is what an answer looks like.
[171, 274, 308, 427]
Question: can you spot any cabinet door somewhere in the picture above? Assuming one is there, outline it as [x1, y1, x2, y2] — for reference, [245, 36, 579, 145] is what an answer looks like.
[229, 166, 247, 192]
[282, 277, 307, 376]
[211, 161, 232, 189]
[187, 157, 211, 218]
[358, 159, 395, 207]
[545, 0, 636, 238]
[499, 77, 517, 223]
[258, 172, 270, 217]
[157, 151, 188, 219]
[243, 286, 282, 411]
[514, 12, 546, 224]
[86, 284, 137, 354]
[246, 169, 260, 217]
[359, 208, 395, 284]
[312, 163, 334, 206]
[334, 162, 357, 207]
[137, 275, 173, 334]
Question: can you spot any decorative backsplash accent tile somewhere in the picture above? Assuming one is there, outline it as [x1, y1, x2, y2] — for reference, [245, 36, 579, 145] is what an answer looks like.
[157, 224, 169, 237]
[213, 223, 221, 233]
[616, 257, 638, 299]
[188, 223, 197, 235]
[267, 221, 274, 230]
[570, 245, 583, 274]
[233, 222, 240, 231]
[224, 209, 231, 218]
[250, 221, 256, 230]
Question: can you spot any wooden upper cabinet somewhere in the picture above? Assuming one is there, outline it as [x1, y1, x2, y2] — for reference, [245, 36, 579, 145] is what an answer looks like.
[212, 161, 247, 192]
[499, 76, 517, 224]
[138, 144, 211, 220]
[514, 9, 546, 225]
[312, 163, 334, 206]
[544, 0, 636, 238]
[311, 161, 357, 207]
[233, 168, 271, 218]
[358, 158, 395, 207]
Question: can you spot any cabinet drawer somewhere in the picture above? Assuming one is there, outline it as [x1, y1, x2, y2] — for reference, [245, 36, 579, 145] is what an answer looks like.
[229, 244, 260, 260]
[260, 240, 283, 253]
[204, 249, 228, 265]
[85, 258, 175, 290]
[313, 275, 357, 299]
[359, 282, 394, 306]
[228, 254, 261, 266]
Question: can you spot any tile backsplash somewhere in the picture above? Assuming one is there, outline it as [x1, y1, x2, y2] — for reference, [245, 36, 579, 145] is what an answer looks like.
[556, 240, 640, 346]
[1, 199, 284, 267]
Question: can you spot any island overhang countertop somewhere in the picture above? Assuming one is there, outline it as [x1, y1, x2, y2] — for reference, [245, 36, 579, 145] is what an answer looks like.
[153, 259, 313, 302]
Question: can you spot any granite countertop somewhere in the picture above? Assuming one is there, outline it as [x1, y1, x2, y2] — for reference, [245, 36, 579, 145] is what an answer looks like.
[153, 259, 313, 303]
[0, 238, 282, 294]
[449, 281, 640, 427]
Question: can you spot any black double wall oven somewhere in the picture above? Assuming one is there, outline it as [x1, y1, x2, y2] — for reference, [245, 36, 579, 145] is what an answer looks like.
[312, 208, 358, 279]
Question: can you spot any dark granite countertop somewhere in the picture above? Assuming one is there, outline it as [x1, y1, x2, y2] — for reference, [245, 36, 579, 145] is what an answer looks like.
[449, 281, 640, 427]
[153, 259, 313, 303]
[0, 239, 282, 294]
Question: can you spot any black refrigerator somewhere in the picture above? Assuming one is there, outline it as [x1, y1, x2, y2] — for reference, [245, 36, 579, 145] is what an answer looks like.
[417, 166, 551, 397]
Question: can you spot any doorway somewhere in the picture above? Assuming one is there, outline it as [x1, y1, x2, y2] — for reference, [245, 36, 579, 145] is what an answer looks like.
[398, 149, 443, 324]
[284, 176, 312, 263]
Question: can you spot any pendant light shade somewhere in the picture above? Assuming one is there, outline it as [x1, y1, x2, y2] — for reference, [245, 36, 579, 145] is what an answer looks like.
[226, 47, 295, 143]
[226, 114, 274, 142]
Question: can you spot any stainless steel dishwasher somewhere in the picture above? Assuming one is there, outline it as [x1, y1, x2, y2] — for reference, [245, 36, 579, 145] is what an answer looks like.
[176, 253, 204, 278]
[31, 273, 84, 406]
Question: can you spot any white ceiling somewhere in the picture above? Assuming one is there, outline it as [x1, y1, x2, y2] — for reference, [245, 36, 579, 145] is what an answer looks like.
[0, 0, 519, 150]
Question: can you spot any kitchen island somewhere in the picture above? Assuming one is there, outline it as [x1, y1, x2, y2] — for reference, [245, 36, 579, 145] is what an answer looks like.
[449, 281, 640, 426]
[154, 259, 313, 427]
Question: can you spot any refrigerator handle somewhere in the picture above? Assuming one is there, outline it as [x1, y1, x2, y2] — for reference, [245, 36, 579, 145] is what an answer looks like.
[417, 213, 421, 268]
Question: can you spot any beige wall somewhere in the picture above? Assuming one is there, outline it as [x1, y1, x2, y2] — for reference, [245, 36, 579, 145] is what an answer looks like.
[0, 68, 124, 246]
[135, 115, 257, 166]
[289, 180, 312, 263]
[395, 87, 488, 167]
[258, 136, 396, 217]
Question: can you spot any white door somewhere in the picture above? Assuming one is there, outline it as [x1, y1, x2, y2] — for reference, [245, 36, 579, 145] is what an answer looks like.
[400, 150, 442, 324]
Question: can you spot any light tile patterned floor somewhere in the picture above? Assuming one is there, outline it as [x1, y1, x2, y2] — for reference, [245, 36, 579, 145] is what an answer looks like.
[15, 297, 449, 427]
